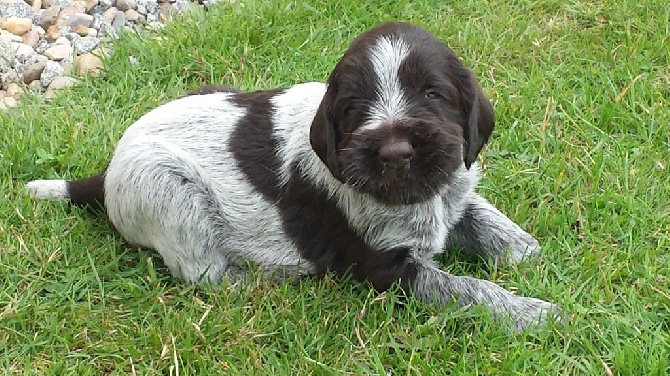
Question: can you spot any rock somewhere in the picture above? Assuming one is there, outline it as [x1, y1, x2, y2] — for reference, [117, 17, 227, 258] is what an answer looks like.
[53, 36, 70, 46]
[97, 22, 116, 38]
[146, 20, 162, 29]
[174, 0, 195, 14]
[27, 78, 40, 91]
[34, 53, 47, 63]
[0, 0, 35, 19]
[39, 6, 59, 29]
[44, 75, 77, 98]
[99, 0, 114, 9]
[0, 95, 18, 110]
[12, 41, 34, 61]
[45, 25, 61, 41]
[43, 43, 72, 60]
[1, 29, 23, 42]
[101, 6, 117, 24]
[22, 60, 45, 83]
[0, 34, 12, 60]
[74, 51, 102, 75]
[66, 1, 86, 13]
[1, 70, 18, 86]
[157, 2, 174, 22]
[56, 3, 86, 28]
[90, 46, 109, 58]
[82, 0, 97, 11]
[111, 9, 124, 29]
[136, 0, 157, 16]
[42, 0, 69, 9]
[115, 0, 133, 11]
[3, 16, 33, 35]
[6, 81, 22, 97]
[33, 38, 48, 53]
[31, 0, 41, 11]
[72, 35, 97, 53]
[69, 12, 93, 27]
[71, 23, 89, 36]
[40, 59, 63, 86]
[21, 29, 39, 47]
[59, 58, 71, 74]
[123, 8, 140, 21]
[86, 27, 96, 36]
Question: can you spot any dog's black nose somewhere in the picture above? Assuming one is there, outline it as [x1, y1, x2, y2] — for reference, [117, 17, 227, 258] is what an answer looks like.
[379, 140, 413, 169]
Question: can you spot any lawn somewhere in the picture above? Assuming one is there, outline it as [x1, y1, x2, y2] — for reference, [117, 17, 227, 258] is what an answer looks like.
[2, 0, 669, 374]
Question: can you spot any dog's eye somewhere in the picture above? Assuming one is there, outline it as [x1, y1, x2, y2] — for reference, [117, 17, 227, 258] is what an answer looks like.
[424, 90, 442, 100]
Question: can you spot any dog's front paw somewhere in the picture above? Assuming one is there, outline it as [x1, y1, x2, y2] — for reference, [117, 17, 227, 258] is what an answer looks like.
[506, 235, 541, 265]
[504, 296, 562, 332]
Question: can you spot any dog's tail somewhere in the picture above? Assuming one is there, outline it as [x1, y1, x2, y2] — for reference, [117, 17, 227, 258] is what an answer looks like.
[26, 171, 106, 212]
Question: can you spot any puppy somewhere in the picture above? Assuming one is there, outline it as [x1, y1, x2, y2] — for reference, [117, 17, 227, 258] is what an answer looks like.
[27, 22, 560, 331]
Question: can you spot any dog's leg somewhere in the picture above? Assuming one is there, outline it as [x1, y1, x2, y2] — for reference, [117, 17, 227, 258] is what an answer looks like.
[410, 261, 560, 332]
[447, 193, 541, 264]
[105, 137, 235, 286]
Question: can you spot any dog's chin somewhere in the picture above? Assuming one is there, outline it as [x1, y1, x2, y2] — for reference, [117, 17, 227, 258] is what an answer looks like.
[343, 169, 448, 206]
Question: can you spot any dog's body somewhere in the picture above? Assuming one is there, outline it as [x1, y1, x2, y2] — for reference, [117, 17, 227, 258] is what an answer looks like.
[27, 22, 559, 331]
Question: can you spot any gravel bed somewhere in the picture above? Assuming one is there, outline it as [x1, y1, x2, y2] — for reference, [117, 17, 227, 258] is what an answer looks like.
[0, 0, 208, 110]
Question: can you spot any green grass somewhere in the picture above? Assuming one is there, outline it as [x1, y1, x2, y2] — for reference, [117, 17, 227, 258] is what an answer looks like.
[2, 0, 669, 374]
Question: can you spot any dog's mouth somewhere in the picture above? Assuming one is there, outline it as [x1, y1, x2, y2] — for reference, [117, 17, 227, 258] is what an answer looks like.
[337, 129, 462, 205]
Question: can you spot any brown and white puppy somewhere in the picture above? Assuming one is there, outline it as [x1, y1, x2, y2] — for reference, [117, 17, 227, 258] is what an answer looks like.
[27, 22, 560, 331]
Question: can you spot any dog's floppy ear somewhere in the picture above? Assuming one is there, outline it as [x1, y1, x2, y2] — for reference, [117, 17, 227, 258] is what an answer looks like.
[310, 82, 341, 179]
[458, 70, 495, 169]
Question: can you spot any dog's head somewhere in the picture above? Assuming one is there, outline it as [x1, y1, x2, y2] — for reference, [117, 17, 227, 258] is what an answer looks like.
[310, 22, 494, 205]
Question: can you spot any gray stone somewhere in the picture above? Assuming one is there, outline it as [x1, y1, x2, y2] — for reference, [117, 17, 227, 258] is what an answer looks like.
[98, 0, 114, 8]
[97, 22, 117, 38]
[111, 10, 124, 29]
[1, 29, 23, 42]
[1, 69, 19, 85]
[21, 29, 40, 48]
[115, 0, 134, 11]
[72, 35, 98, 53]
[0, 0, 35, 20]
[69, 12, 94, 27]
[22, 60, 46, 83]
[0, 35, 13, 62]
[53, 33, 71, 47]
[34, 38, 49, 54]
[42, 0, 70, 9]
[136, 0, 157, 16]
[39, 6, 60, 29]
[40, 59, 63, 86]
[13, 41, 35, 62]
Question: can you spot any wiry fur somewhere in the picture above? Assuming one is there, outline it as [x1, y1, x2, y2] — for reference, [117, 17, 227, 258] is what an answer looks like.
[26, 22, 559, 331]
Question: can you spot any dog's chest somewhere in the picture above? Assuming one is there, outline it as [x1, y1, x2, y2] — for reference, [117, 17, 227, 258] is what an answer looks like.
[338, 192, 450, 259]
